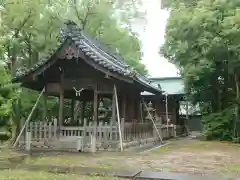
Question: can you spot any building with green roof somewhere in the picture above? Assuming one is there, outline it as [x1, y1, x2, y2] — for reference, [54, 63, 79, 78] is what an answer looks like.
[142, 76, 202, 133]
[141, 77, 184, 97]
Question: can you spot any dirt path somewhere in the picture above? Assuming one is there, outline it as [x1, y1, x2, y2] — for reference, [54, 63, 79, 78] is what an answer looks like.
[2, 138, 240, 179]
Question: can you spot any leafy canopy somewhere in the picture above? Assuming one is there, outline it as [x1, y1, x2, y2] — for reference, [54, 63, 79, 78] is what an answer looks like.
[161, 0, 240, 140]
[0, 0, 148, 137]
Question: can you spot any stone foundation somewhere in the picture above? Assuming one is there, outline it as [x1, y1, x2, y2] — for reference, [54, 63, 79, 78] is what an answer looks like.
[18, 137, 162, 152]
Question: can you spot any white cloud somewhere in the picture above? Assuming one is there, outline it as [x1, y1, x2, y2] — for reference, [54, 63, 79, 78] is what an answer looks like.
[132, 0, 179, 77]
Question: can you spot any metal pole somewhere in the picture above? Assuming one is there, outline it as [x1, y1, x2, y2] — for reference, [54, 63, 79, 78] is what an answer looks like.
[13, 87, 45, 147]
[114, 84, 123, 152]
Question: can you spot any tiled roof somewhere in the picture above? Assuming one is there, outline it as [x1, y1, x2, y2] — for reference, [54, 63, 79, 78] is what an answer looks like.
[13, 21, 161, 93]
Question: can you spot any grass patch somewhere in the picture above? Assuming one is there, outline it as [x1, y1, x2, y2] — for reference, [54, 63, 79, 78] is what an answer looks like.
[0, 169, 124, 180]
[153, 145, 171, 153]
[23, 152, 132, 170]
[180, 140, 240, 151]
[1, 139, 240, 179]
[0, 148, 26, 164]
[219, 164, 240, 174]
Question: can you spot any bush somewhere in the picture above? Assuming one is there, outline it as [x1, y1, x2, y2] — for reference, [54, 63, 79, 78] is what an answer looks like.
[202, 107, 235, 141]
[0, 131, 10, 143]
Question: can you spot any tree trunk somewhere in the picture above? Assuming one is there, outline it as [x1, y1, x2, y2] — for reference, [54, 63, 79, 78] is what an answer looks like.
[10, 35, 20, 144]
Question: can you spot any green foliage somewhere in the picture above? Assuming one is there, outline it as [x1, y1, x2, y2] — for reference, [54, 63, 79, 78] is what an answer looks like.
[65, 0, 147, 74]
[0, 65, 18, 117]
[203, 107, 234, 140]
[162, 0, 240, 140]
[0, 0, 147, 137]
[0, 64, 20, 138]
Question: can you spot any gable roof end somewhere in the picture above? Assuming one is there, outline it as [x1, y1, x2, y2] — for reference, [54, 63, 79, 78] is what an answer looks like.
[12, 20, 161, 94]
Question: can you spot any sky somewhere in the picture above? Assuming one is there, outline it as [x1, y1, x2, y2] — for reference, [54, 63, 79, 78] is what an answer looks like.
[132, 0, 179, 78]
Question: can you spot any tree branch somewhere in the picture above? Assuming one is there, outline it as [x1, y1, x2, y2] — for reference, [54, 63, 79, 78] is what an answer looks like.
[73, 1, 95, 30]
[13, 10, 32, 38]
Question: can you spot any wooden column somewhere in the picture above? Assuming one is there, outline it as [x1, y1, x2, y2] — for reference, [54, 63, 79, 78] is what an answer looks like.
[112, 89, 116, 125]
[42, 87, 48, 121]
[93, 86, 98, 134]
[121, 93, 126, 121]
[71, 99, 75, 123]
[81, 100, 86, 123]
[92, 86, 98, 153]
[58, 73, 64, 126]
[140, 101, 144, 123]
[136, 93, 141, 122]
[176, 100, 180, 125]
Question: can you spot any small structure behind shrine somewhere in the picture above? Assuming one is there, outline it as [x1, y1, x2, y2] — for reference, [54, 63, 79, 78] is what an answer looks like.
[141, 77, 184, 136]
[13, 21, 176, 152]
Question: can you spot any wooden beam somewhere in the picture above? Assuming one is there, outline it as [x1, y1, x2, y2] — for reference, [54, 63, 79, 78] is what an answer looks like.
[114, 84, 123, 152]
[96, 90, 113, 94]
[46, 78, 114, 92]
[64, 78, 100, 89]
[13, 87, 45, 147]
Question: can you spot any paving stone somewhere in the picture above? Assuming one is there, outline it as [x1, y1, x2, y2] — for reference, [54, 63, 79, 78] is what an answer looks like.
[135, 171, 225, 180]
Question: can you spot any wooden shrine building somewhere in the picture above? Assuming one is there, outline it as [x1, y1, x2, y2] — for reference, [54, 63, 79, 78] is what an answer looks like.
[13, 21, 176, 152]
[141, 77, 186, 135]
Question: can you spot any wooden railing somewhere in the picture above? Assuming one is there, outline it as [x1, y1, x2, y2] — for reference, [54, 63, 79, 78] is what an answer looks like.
[22, 119, 176, 143]
[25, 119, 57, 140]
[60, 120, 118, 142]
[123, 122, 153, 141]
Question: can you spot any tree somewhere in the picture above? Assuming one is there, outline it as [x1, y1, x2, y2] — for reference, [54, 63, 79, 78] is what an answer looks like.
[0, 64, 19, 136]
[65, 0, 147, 74]
[0, 0, 147, 141]
[161, 0, 240, 141]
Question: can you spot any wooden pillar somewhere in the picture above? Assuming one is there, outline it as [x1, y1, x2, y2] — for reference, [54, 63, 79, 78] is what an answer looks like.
[140, 101, 144, 123]
[58, 73, 64, 126]
[112, 89, 116, 125]
[176, 100, 180, 125]
[136, 93, 141, 122]
[131, 94, 136, 122]
[91, 86, 98, 152]
[81, 100, 86, 123]
[93, 86, 98, 134]
[71, 99, 75, 122]
[121, 93, 126, 121]
[42, 88, 48, 121]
